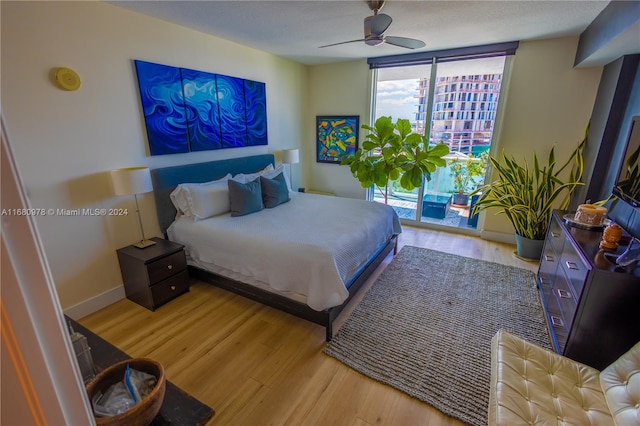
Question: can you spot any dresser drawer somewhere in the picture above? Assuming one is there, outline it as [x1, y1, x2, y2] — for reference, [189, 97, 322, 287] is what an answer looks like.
[559, 243, 590, 299]
[151, 270, 190, 308]
[538, 244, 557, 284]
[540, 277, 568, 352]
[552, 273, 577, 329]
[147, 251, 187, 284]
[547, 216, 565, 253]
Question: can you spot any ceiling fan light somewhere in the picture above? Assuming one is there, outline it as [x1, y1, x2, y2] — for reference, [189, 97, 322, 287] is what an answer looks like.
[366, 37, 384, 46]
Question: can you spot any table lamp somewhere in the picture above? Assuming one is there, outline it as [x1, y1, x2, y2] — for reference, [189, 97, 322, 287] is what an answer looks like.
[110, 167, 156, 248]
[282, 149, 299, 188]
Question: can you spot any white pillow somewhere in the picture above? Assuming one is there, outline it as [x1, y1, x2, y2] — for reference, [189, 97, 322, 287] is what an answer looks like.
[170, 185, 191, 217]
[232, 164, 275, 184]
[187, 179, 231, 220]
[169, 174, 232, 218]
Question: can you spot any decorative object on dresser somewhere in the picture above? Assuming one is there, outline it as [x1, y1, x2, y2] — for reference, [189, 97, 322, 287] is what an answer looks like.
[111, 167, 156, 249]
[325, 246, 551, 426]
[537, 210, 640, 370]
[574, 203, 608, 226]
[281, 148, 299, 187]
[116, 237, 189, 311]
[600, 223, 623, 250]
[617, 238, 640, 266]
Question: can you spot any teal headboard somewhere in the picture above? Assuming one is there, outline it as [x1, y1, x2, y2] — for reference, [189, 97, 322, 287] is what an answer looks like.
[151, 154, 275, 234]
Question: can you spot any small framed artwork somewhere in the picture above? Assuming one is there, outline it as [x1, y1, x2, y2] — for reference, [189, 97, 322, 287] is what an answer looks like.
[316, 115, 359, 163]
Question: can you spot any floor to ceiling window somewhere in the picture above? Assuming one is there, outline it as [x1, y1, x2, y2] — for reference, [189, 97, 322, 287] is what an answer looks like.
[370, 43, 516, 232]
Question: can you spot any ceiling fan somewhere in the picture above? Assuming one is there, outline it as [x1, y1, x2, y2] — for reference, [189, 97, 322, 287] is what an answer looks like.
[319, 0, 425, 50]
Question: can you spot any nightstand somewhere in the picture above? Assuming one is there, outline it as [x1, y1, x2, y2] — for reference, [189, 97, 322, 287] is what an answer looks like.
[116, 237, 189, 310]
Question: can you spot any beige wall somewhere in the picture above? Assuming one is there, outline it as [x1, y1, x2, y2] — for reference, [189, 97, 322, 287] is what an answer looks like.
[305, 36, 603, 241]
[482, 36, 602, 238]
[1, 1, 307, 314]
[305, 60, 373, 199]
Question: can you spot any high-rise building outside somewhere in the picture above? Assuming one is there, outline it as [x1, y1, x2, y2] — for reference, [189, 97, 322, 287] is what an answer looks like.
[415, 73, 502, 155]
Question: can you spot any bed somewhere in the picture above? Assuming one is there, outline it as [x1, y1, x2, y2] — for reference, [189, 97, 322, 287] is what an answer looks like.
[151, 154, 401, 340]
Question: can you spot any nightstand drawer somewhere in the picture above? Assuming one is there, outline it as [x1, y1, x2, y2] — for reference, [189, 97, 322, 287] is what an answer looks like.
[151, 270, 190, 308]
[147, 251, 187, 284]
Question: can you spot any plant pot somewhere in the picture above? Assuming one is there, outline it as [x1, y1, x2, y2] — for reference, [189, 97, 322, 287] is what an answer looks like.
[514, 234, 544, 260]
[452, 193, 469, 206]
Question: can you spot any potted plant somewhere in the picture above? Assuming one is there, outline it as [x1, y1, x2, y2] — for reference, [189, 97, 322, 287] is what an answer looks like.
[471, 125, 588, 260]
[342, 116, 449, 204]
[449, 152, 488, 206]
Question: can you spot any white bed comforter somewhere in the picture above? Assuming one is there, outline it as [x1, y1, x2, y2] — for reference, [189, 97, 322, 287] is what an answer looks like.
[167, 192, 401, 311]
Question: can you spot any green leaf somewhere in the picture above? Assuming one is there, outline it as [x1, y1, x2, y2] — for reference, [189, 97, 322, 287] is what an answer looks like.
[362, 141, 378, 151]
[428, 142, 450, 157]
[395, 118, 412, 139]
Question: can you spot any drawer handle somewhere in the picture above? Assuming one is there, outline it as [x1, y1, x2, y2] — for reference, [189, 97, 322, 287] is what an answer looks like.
[557, 289, 571, 299]
[167, 264, 173, 270]
[544, 255, 554, 262]
[170, 285, 176, 291]
[550, 315, 564, 327]
[551, 232, 560, 238]
[565, 261, 579, 270]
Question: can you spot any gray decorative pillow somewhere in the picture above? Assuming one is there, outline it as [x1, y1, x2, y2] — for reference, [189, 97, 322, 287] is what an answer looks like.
[260, 172, 290, 208]
[228, 178, 264, 217]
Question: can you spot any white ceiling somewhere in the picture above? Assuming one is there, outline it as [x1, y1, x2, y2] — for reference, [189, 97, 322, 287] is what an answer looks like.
[110, 0, 622, 66]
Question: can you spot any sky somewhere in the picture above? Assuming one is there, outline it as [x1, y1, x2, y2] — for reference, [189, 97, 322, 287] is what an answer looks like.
[373, 56, 505, 124]
[374, 79, 421, 122]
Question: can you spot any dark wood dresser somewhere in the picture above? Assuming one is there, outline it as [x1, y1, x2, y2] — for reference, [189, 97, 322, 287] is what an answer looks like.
[116, 237, 190, 310]
[537, 210, 640, 370]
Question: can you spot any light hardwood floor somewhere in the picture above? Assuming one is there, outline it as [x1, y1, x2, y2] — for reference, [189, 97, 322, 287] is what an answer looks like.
[80, 226, 538, 425]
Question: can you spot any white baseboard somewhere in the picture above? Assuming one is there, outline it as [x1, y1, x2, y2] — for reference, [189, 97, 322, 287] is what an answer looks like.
[63, 285, 125, 320]
[479, 230, 516, 245]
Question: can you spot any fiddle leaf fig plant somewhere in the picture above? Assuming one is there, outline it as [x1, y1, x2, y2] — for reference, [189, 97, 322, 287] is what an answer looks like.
[341, 116, 450, 204]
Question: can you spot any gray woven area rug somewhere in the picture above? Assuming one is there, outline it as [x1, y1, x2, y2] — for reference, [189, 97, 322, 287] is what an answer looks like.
[324, 245, 551, 426]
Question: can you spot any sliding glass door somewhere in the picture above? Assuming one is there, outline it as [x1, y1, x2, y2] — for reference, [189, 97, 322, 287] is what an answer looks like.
[372, 65, 431, 220]
[372, 56, 508, 231]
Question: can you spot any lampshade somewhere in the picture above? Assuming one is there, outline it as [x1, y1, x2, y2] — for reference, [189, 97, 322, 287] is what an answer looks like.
[110, 167, 153, 196]
[282, 149, 300, 164]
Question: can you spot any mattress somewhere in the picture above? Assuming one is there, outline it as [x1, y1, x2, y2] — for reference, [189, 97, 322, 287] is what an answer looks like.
[168, 192, 401, 310]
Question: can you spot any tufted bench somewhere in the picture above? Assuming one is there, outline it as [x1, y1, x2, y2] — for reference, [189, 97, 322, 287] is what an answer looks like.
[488, 329, 640, 425]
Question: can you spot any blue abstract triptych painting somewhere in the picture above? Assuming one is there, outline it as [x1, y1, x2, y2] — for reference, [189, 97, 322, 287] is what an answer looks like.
[134, 60, 268, 156]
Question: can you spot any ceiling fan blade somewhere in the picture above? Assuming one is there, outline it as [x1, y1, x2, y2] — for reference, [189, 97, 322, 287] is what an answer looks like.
[318, 39, 365, 48]
[369, 13, 392, 36]
[384, 36, 426, 49]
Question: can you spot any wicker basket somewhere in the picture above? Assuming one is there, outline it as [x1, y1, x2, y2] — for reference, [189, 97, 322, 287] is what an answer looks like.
[85, 358, 166, 426]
